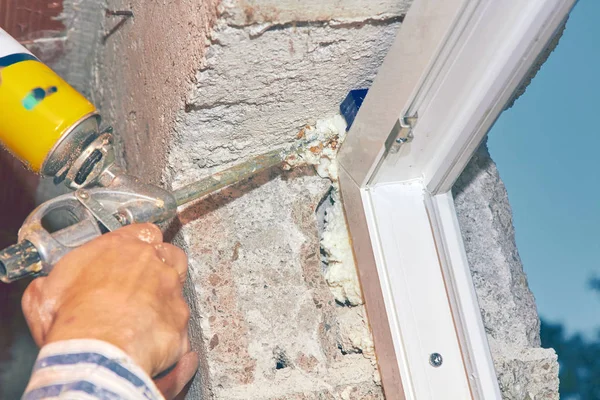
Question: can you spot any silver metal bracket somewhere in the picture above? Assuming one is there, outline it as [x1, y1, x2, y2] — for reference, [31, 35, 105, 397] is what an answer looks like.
[367, 115, 419, 187]
[389, 115, 417, 154]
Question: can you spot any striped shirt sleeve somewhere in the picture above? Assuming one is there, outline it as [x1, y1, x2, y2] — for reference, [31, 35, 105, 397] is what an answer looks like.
[22, 339, 164, 400]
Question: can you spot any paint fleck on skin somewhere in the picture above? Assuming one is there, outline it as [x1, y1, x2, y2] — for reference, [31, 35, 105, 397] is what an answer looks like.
[38, 298, 57, 335]
[137, 228, 156, 244]
[153, 243, 168, 263]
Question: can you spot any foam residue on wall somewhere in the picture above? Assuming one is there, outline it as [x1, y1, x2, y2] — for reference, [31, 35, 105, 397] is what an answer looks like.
[284, 114, 346, 181]
[337, 307, 376, 358]
[286, 114, 364, 307]
[321, 187, 363, 306]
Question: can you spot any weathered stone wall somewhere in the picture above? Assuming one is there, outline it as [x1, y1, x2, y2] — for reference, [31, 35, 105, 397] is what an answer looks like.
[160, 2, 411, 398]
[175, 165, 384, 399]
[454, 143, 559, 399]
[165, 3, 409, 189]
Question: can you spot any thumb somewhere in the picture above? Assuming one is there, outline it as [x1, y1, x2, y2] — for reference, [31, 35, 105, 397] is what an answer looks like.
[154, 352, 199, 400]
[22, 277, 55, 347]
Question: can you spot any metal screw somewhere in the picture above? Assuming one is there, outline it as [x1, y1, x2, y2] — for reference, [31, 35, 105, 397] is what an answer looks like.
[429, 353, 443, 367]
[395, 137, 407, 144]
[77, 190, 89, 200]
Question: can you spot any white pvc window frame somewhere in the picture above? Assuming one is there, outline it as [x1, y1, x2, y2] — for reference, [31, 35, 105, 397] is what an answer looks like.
[337, 0, 576, 399]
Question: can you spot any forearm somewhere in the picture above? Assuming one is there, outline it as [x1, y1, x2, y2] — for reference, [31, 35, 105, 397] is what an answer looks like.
[23, 339, 164, 400]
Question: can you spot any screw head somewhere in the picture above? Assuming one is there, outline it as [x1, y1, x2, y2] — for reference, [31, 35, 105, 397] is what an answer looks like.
[429, 353, 443, 367]
[77, 190, 89, 199]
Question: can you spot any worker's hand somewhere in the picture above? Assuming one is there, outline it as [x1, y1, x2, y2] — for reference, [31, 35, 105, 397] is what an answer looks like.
[21, 223, 198, 399]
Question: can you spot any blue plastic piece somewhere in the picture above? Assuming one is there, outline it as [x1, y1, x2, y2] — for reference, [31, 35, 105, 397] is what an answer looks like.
[339, 88, 369, 131]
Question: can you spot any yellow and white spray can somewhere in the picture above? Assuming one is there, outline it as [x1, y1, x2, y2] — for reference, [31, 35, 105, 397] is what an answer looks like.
[0, 28, 100, 175]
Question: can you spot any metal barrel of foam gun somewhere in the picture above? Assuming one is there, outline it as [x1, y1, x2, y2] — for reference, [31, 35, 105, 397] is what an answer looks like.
[0, 147, 289, 283]
[0, 28, 292, 283]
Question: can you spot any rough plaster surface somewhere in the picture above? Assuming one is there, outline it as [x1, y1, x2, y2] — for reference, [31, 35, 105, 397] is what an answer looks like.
[98, 0, 221, 183]
[453, 143, 559, 399]
[166, 13, 404, 187]
[221, 0, 411, 26]
[159, 2, 411, 398]
[174, 167, 382, 399]
[96, 2, 223, 397]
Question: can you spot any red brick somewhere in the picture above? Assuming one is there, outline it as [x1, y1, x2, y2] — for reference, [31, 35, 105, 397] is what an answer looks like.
[0, 0, 65, 41]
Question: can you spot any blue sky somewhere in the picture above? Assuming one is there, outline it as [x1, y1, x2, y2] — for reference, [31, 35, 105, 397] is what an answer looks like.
[487, 0, 599, 337]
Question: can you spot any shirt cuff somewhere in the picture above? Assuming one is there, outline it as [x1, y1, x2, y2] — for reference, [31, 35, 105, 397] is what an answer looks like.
[23, 339, 164, 400]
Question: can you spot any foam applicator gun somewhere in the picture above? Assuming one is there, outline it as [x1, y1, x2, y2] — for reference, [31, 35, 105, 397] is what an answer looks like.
[0, 134, 291, 283]
[0, 28, 295, 283]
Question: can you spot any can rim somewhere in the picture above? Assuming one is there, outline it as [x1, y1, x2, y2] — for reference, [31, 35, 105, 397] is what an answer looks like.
[40, 111, 101, 176]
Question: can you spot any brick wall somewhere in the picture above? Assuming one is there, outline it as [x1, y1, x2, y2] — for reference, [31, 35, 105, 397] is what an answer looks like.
[0, 0, 64, 40]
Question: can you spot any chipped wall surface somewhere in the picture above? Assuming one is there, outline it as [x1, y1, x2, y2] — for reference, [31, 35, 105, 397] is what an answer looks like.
[453, 143, 559, 399]
[166, 16, 404, 188]
[222, 0, 411, 26]
[176, 165, 383, 399]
